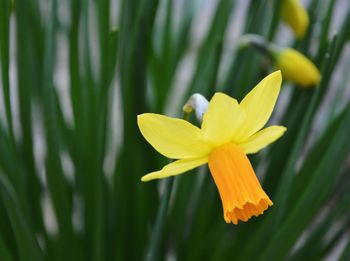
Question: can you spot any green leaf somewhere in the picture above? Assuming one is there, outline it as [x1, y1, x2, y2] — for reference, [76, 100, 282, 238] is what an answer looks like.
[259, 103, 350, 260]
[0, 0, 14, 142]
[0, 233, 14, 261]
[185, 0, 235, 98]
[0, 175, 43, 261]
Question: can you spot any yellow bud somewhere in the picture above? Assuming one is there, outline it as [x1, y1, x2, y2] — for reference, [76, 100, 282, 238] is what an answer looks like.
[275, 48, 321, 87]
[281, 0, 309, 38]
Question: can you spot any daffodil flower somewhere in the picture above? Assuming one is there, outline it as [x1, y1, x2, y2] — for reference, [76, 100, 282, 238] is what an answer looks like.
[137, 71, 286, 224]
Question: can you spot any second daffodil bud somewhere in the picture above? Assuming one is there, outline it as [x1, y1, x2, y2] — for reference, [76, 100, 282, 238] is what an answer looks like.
[183, 93, 209, 123]
[281, 0, 309, 38]
[273, 48, 321, 87]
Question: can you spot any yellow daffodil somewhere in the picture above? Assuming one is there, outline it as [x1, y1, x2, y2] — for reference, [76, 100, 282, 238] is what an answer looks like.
[281, 0, 309, 38]
[137, 71, 286, 224]
[275, 48, 321, 87]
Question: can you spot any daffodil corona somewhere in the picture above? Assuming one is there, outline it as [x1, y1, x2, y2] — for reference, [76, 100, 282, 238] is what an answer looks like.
[138, 71, 286, 224]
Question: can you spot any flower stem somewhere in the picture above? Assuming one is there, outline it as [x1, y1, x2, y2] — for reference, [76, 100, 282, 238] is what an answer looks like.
[145, 111, 191, 261]
[145, 177, 174, 261]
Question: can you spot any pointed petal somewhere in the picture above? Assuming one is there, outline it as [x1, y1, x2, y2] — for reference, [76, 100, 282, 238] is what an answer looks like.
[235, 71, 282, 141]
[201, 93, 245, 146]
[138, 113, 212, 159]
[141, 157, 208, 182]
[239, 126, 287, 154]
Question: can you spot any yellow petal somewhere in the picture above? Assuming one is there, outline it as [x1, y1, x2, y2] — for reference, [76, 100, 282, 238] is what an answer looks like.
[235, 71, 282, 141]
[201, 93, 245, 146]
[141, 157, 208, 182]
[281, 0, 309, 38]
[276, 48, 321, 87]
[137, 113, 212, 159]
[239, 126, 287, 154]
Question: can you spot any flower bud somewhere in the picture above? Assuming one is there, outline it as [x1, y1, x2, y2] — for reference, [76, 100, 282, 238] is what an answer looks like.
[281, 0, 309, 38]
[274, 48, 321, 87]
[183, 93, 209, 123]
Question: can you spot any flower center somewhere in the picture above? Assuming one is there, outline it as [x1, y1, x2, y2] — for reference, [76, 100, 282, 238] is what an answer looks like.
[208, 142, 273, 224]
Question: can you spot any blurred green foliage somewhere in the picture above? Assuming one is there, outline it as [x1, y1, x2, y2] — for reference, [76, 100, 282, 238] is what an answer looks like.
[0, 0, 350, 260]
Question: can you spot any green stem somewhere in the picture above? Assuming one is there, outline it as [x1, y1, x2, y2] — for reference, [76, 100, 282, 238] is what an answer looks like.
[0, 0, 15, 143]
[267, 0, 283, 41]
[145, 112, 191, 261]
[145, 177, 174, 261]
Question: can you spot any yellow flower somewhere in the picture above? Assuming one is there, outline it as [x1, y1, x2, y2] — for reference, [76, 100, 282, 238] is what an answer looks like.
[137, 71, 286, 224]
[275, 48, 321, 87]
[281, 0, 309, 38]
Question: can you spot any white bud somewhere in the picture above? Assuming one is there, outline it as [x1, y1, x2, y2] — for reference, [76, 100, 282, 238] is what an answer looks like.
[182, 93, 209, 123]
